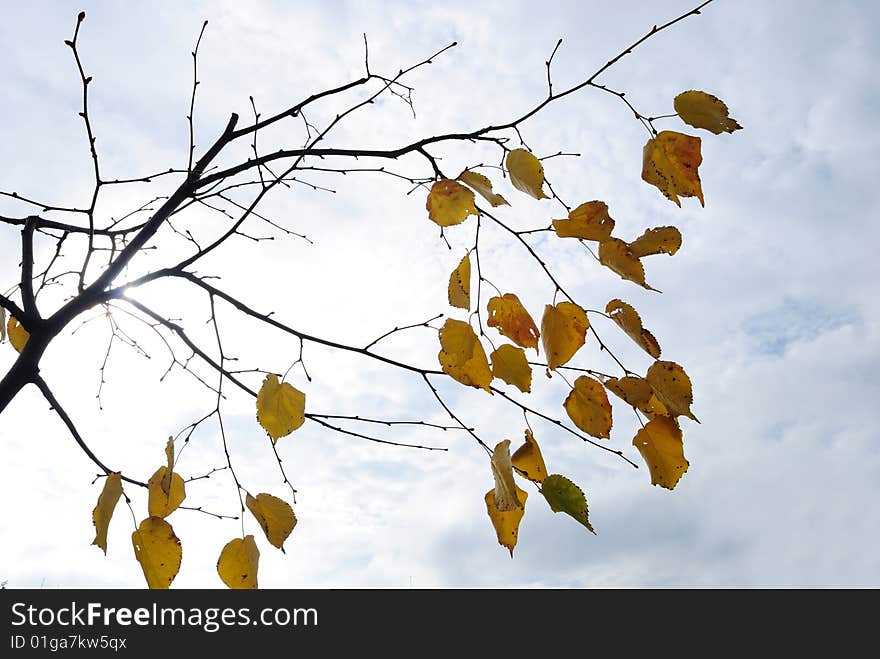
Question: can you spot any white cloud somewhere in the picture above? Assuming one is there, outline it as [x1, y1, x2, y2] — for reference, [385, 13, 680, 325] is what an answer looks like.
[1, 0, 878, 588]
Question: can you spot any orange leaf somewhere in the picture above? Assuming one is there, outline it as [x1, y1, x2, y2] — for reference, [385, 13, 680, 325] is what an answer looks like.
[487, 293, 540, 352]
[552, 201, 615, 241]
[541, 302, 589, 370]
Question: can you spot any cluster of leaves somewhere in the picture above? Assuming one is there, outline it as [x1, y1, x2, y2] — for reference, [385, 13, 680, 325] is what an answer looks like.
[426, 90, 740, 554]
[85, 375, 301, 589]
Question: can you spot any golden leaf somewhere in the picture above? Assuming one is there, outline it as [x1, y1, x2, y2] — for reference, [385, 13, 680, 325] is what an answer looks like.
[674, 90, 742, 135]
[598, 238, 652, 289]
[490, 344, 532, 393]
[487, 293, 540, 352]
[147, 467, 185, 519]
[485, 486, 527, 557]
[448, 252, 471, 310]
[604, 376, 653, 411]
[457, 170, 509, 207]
[540, 301, 590, 370]
[217, 535, 260, 590]
[132, 517, 182, 590]
[644, 394, 669, 419]
[632, 416, 689, 489]
[490, 440, 521, 512]
[642, 130, 704, 207]
[505, 148, 549, 200]
[628, 226, 682, 258]
[563, 375, 612, 439]
[426, 179, 478, 227]
[646, 360, 698, 422]
[511, 428, 547, 483]
[437, 319, 493, 392]
[552, 201, 615, 241]
[7, 315, 29, 353]
[91, 472, 123, 554]
[256, 374, 306, 443]
[541, 474, 594, 533]
[605, 299, 661, 359]
[246, 493, 297, 552]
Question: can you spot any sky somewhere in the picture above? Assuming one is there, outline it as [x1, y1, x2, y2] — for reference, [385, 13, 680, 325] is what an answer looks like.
[0, 0, 878, 588]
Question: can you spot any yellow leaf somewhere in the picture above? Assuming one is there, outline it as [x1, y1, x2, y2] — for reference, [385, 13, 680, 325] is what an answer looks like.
[552, 201, 615, 241]
[642, 130, 704, 207]
[646, 360, 698, 422]
[147, 467, 186, 519]
[91, 472, 123, 554]
[628, 226, 682, 258]
[485, 485, 527, 557]
[131, 517, 182, 590]
[448, 252, 471, 310]
[604, 376, 653, 411]
[644, 394, 669, 419]
[605, 299, 661, 359]
[540, 301, 590, 370]
[246, 493, 297, 552]
[217, 535, 260, 590]
[511, 428, 547, 483]
[426, 179, 478, 227]
[541, 474, 594, 533]
[487, 293, 540, 352]
[490, 344, 532, 393]
[674, 90, 742, 135]
[563, 376, 612, 439]
[599, 238, 652, 290]
[490, 440, 521, 512]
[457, 170, 509, 207]
[632, 416, 689, 489]
[506, 148, 549, 200]
[437, 319, 493, 392]
[7, 315, 29, 353]
[256, 374, 306, 443]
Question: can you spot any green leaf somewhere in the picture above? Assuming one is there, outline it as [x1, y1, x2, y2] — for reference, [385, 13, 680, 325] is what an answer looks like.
[540, 474, 595, 534]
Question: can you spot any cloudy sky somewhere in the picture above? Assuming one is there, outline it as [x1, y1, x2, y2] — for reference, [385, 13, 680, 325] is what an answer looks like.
[1, 0, 877, 588]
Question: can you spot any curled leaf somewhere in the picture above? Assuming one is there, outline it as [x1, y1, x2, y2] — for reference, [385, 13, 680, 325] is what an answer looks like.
[605, 299, 661, 359]
[642, 130, 704, 207]
[487, 293, 540, 352]
[91, 472, 123, 554]
[448, 253, 471, 310]
[628, 226, 682, 258]
[599, 238, 653, 290]
[511, 428, 547, 483]
[563, 375, 612, 439]
[132, 517, 182, 590]
[646, 360, 698, 422]
[541, 474, 594, 533]
[438, 319, 493, 392]
[485, 486, 527, 556]
[256, 374, 306, 442]
[246, 493, 297, 552]
[541, 301, 590, 370]
[147, 467, 186, 519]
[217, 535, 260, 590]
[6, 315, 29, 353]
[506, 148, 549, 200]
[552, 201, 615, 241]
[490, 344, 532, 393]
[426, 179, 478, 226]
[457, 170, 509, 207]
[632, 416, 689, 489]
[490, 440, 521, 512]
[674, 90, 742, 135]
